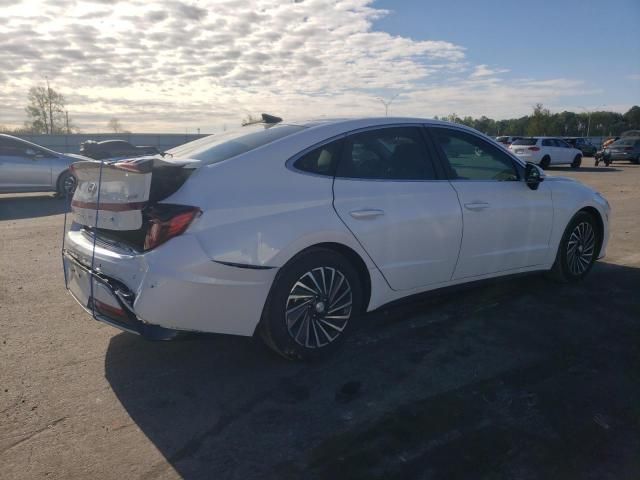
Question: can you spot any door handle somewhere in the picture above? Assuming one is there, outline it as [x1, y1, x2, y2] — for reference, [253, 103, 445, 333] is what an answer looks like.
[349, 209, 385, 219]
[464, 202, 490, 211]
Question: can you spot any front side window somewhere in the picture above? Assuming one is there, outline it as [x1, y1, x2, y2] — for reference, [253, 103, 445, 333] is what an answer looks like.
[293, 139, 343, 176]
[431, 128, 518, 181]
[336, 127, 436, 180]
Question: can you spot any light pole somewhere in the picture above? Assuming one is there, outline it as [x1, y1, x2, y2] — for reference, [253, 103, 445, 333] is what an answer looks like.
[376, 93, 400, 117]
[577, 105, 605, 138]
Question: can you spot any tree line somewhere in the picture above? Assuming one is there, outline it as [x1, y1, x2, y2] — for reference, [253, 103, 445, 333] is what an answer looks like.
[437, 104, 640, 138]
[2, 84, 639, 138]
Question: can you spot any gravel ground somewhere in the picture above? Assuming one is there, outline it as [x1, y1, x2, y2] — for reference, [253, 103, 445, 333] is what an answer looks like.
[1, 161, 639, 479]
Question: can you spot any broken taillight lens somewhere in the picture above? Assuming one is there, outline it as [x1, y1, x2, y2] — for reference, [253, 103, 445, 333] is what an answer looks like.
[144, 205, 201, 251]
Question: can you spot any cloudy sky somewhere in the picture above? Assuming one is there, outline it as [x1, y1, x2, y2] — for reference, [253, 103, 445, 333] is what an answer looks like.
[1, 0, 638, 133]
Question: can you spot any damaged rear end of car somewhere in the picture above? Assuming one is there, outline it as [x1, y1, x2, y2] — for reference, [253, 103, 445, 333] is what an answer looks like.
[62, 155, 202, 339]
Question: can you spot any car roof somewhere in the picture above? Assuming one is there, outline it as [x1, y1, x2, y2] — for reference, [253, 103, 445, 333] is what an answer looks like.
[0, 133, 61, 155]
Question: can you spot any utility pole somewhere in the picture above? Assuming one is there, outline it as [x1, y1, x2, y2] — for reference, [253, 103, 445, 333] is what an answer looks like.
[65, 110, 70, 134]
[376, 93, 400, 117]
[46, 77, 53, 134]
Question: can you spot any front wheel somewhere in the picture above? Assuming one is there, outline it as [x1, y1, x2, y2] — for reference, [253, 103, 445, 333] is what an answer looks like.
[258, 248, 363, 360]
[571, 155, 582, 169]
[548, 211, 600, 282]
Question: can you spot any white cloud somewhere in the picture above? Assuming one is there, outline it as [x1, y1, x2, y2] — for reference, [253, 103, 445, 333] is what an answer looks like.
[470, 64, 509, 78]
[0, 0, 598, 132]
[627, 73, 640, 81]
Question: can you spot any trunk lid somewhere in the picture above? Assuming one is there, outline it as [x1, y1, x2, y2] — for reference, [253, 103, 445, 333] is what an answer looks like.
[69, 156, 199, 249]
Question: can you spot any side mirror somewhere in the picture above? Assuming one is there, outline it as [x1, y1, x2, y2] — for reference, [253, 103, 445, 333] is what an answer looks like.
[524, 162, 544, 190]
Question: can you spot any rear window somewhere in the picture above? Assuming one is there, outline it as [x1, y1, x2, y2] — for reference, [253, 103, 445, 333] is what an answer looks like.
[167, 124, 305, 164]
[512, 138, 538, 146]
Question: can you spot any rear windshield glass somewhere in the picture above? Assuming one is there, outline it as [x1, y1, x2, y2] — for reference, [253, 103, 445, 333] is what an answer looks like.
[511, 138, 538, 146]
[496, 136, 508, 142]
[167, 124, 305, 164]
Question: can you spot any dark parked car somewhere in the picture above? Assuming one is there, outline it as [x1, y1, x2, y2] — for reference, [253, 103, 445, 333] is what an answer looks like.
[603, 137, 640, 164]
[80, 140, 161, 160]
[564, 137, 597, 157]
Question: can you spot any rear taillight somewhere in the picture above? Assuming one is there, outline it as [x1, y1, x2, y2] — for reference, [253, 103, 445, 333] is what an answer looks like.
[528, 147, 540, 151]
[113, 158, 154, 173]
[144, 205, 201, 250]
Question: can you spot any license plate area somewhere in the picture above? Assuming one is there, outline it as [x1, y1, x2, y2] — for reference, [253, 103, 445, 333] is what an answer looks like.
[63, 254, 131, 323]
[515, 149, 524, 154]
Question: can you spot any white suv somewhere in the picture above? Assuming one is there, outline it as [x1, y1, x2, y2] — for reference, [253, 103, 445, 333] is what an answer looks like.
[509, 137, 583, 169]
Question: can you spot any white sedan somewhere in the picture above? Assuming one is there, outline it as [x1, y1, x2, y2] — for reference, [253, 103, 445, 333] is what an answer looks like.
[509, 137, 583, 169]
[62, 117, 610, 359]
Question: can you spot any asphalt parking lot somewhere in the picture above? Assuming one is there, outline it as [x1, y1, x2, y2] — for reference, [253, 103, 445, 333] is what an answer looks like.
[1, 161, 639, 480]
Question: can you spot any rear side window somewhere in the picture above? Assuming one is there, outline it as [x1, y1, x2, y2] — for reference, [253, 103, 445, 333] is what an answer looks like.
[167, 124, 305, 164]
[512, 138, 538, 146]
[336, 127, 436, 180]
[431, 127, 518, 181]
[293, 139, 343, 176]
[542, 139, 554, 147]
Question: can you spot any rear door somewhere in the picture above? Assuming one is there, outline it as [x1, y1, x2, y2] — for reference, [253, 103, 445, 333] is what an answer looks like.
[428, 126, 553, 279]
[0, 136, 53, 191]
[332, 126, 462, 291]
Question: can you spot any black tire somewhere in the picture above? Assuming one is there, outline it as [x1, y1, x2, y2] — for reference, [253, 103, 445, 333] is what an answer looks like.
[258, 247, 364, 361]
[540, 156, 551, 169]
[548, 211, 600, 283]
[571, 155, 582, 169]
[56, 170, 77, 197]
[633, 156, 640, 165]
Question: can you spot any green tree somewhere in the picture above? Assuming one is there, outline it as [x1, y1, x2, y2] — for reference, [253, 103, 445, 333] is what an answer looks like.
[527, 103, 551, 136]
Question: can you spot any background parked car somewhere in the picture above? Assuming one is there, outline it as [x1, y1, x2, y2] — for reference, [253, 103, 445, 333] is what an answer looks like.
[509, 137, 583, 169]
[0, 133, 85, 195]
[79, 139, 161, 160]
[603, 137, 640, 164]
[495, 136, 523, 147]
[564, 137, 597, 157]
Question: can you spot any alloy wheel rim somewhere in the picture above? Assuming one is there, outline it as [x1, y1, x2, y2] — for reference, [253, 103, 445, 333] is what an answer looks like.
[285, 267, 353, 348]
[567, 221, 595, 275]
[63, 175, 76, 194]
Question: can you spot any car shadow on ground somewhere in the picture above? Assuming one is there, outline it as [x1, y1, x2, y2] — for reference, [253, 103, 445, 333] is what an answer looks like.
[105, 262, 640, 480]
[0, 194, 70, 220]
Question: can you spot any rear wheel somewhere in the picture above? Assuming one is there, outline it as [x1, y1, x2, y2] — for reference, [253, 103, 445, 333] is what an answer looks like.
[633, 156, 640, 165]
[259, 248, 363, 360]
[56, 170, 76, 197]
[571, 155, 582, 169]
[549, 211, 599, 282]
[540, 156, 551, 169]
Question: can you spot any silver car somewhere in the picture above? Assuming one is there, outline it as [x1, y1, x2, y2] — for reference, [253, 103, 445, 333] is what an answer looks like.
[0, 134, 87, 195]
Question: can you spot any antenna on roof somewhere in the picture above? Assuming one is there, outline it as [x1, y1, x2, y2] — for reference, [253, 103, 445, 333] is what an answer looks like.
[261, 113, 282, 125]
[241, 113, 283, 128]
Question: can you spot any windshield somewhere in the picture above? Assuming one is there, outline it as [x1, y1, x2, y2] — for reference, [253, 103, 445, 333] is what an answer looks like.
[167, 124, 305, 164]
[511, 138, 538, 146]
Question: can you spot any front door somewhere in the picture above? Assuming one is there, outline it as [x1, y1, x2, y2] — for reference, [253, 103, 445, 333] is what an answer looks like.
[332, 126, 462, 291]
[428, 126, 554, 280]
[0, 136, 53, 191]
